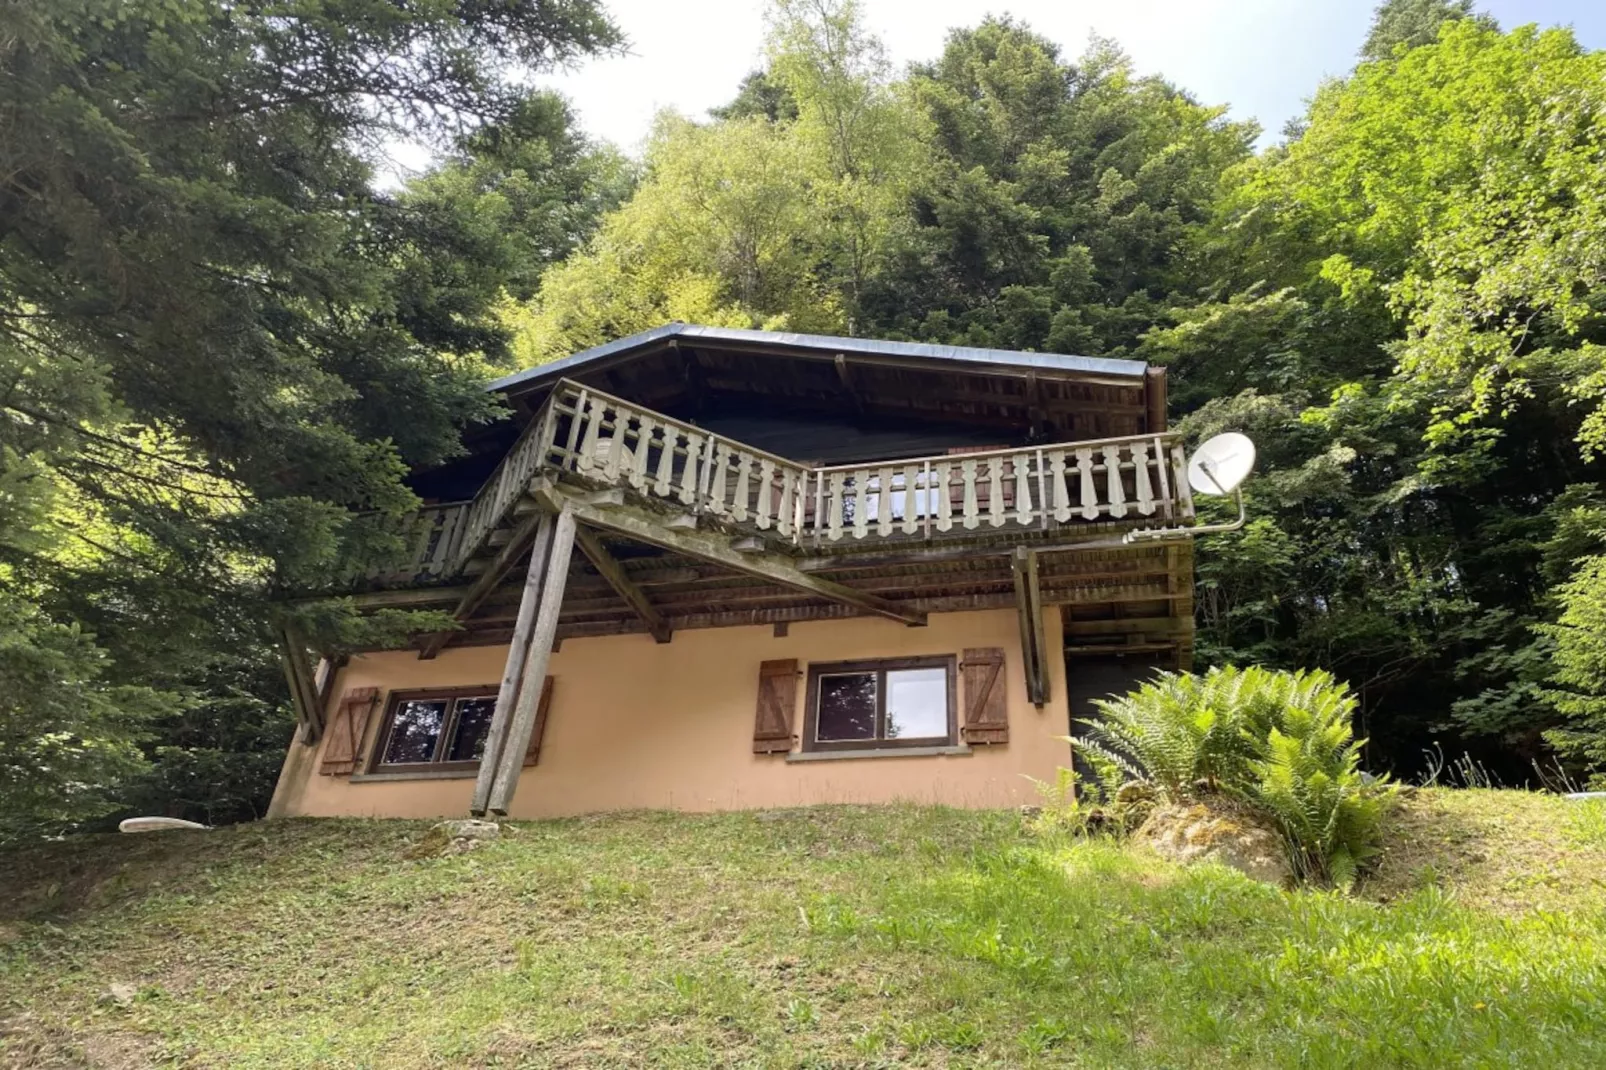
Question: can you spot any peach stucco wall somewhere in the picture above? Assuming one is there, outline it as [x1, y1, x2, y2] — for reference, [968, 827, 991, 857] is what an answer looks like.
[268, 608, 1069, 820]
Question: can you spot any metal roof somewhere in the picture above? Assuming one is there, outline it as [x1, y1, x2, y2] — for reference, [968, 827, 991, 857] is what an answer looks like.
[486, 323, 1148, 394]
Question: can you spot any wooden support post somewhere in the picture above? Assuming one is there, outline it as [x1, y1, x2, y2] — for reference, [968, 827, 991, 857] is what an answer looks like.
[485, 506, 578, 816]
[1011, 546, 1050, 708]
[279, 626, 325, 742]
[834, 354, 864, 418]
[470, 512, 557, 816]
[1145, 366, 1169, 434]
[573, 523, 672, 644]
[536, 485, 927, 627]
[419, 504, 546, 660]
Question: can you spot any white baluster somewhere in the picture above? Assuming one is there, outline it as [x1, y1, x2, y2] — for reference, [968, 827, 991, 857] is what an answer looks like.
[934, 461, 953, 532]
[731, 452, 752, 522]
[1049, 450, 1071, 522]
[577, 397, 604, 476]
[962, 459, 980, 530]
[654, 425, 678, 498]
[901, 464, 920, 534]
[987, 458, 1005, 528]
[602, 409, 626, 482]
[877, 466, 894, 536]
[1014, 454, 1033, 525]
[852, 469, 870, 539]
[1077, 448, 1099, 519]
[708, 443, 731, 516]
[1103, 445, 1126, 519]
[1131, 441, 1155, 515]
[629, 415, 653, 490]
[678, 431, 703, 505]
[827, 472, 846, 541]
[754, 459, 775, 529]
[1171, 442, 1195, 519]
[777, 468, 795, 537]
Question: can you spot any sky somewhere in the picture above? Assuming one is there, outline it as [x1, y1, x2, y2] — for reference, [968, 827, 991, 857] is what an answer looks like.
[528, 0, 1606, 155]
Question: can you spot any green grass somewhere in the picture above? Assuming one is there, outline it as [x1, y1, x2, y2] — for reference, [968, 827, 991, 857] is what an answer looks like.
[4, 791, 1606, 1067]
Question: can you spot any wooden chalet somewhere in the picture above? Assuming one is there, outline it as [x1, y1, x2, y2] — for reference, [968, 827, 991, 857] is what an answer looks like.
[268, 324, 1196, 820]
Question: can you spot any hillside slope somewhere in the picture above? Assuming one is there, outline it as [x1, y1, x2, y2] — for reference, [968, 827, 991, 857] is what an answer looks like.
[4, 791, 1606, 1068]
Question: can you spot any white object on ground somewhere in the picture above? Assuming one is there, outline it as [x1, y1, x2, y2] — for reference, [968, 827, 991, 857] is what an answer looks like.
[119, 816, 210, 833]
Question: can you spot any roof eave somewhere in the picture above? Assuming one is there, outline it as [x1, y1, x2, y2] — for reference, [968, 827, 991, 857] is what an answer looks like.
[485, 323, 1149, 396]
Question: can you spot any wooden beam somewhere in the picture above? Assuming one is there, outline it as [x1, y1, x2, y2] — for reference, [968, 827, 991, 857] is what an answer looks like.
[419, 505, 546, 660]
[1012, 547, 1050, 708]
[485, 507, 578, 816]
[1063, 615, 1190, 637]
[534, 485, 927, 627]
[795, 533, 1142, 573]
[471, 513, 555, 815]
[279, 626, 325, 743]
[574, 523, 672, 643]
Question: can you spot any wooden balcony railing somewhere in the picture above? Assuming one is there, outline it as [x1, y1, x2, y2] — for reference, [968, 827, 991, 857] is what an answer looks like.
[538, 381, 815, 538]
[535, 380, 1192, 544]
[361, 379, 1194, 587]
[806, 433, 1191, 542]
[362, 500, 470, 587]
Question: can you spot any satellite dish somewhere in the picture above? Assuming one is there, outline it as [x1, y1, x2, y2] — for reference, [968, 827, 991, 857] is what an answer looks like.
[1187, 432, 1256, 497]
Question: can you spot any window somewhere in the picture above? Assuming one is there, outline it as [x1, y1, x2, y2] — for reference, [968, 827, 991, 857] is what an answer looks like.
[802, 656, 957, 752]
[370, 686, 500, 773]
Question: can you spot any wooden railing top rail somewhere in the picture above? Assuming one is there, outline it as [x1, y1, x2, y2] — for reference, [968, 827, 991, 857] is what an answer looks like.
[810, 430, 1184, 474]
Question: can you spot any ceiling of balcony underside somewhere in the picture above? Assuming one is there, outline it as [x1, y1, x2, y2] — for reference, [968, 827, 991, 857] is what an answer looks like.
[418, 529, 1191, 651]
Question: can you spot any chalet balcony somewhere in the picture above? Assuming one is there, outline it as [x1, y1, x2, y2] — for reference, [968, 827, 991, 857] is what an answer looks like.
[364, 379, 1196, 590]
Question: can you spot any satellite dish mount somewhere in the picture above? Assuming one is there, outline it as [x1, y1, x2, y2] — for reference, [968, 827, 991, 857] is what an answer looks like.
[1124, 432, 1256, 544]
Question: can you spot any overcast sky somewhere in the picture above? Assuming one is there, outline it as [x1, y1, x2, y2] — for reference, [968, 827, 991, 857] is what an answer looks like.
[533, 0, 1606, 154]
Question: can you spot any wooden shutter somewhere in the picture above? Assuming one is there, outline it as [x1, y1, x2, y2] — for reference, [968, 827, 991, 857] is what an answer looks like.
[960, 648, 1009, 744]
[319, 686, 379, 776]
[753, 659, 799, 754]
[522, 676, 556, 766]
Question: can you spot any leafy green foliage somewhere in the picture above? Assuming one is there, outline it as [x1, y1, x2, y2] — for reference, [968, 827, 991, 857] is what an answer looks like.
[0, 0, 620, 835]
[1079, 666, 1394, 886]
[1543, 556, 1606, 780]
[1359, 0, 1493, 61]
[0, 592, 167, 844]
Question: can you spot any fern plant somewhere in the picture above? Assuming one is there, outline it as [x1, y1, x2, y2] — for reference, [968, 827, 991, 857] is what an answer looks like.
[1076, 665, 1395, 888]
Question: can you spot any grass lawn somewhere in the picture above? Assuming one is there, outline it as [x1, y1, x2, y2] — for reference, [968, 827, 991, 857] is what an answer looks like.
[4, 789, 1606, 1067]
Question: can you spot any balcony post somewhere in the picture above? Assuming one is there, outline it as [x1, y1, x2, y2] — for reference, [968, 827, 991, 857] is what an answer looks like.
[484, 504, 576, 816]
[1011, 546, 1049, 708]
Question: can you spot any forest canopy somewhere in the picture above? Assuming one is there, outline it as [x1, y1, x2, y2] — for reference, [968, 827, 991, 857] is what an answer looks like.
[1, 0, 1603, 839]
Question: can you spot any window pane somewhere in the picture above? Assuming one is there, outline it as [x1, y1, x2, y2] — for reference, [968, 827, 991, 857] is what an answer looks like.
[816, 673, 877, 742]
[444, 696, 498, 763]
[382, 699, 447, 764]
[885, 668, 948, 740]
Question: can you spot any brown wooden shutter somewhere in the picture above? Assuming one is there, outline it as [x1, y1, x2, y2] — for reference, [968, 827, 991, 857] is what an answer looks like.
[960, 648, 1009, 744]
[753, 659, 799, 754]
[319, 686, 379, 776]
[522, 676, 556, 766]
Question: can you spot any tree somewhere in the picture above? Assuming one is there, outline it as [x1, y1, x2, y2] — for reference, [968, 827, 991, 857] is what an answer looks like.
[1156, 14, 1606, 779]
[0, 592, 166, 844]
[872, 22, 1254, 354]
[0, 0, 621, 835]
[1360, 0, 1492, 61]
[513, 0, 921, 357]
